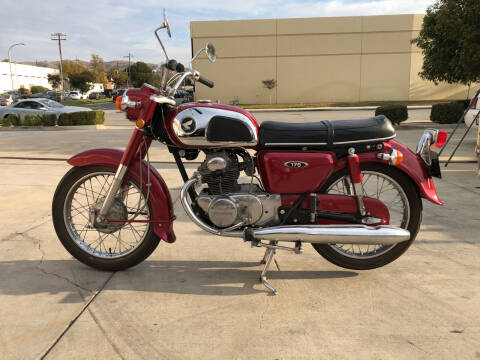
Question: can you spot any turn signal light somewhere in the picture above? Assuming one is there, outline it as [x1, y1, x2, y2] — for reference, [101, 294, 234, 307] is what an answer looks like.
[392, 149, 403, 166]
[136, 119, 145, 129]
[432, 130, 447, 148]
[115, 96, 123, 111]
[377, 149, 403, 166]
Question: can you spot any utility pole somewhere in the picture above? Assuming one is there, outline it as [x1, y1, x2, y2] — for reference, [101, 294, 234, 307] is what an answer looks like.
[51, 33, 67, 100]
[123, 52, 133, 88]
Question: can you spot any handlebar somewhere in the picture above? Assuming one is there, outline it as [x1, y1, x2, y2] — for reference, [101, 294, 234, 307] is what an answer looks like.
[198, 75, 214, 88]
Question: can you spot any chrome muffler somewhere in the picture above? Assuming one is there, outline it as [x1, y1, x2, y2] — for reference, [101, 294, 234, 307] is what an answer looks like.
[246, 225, 410, 245]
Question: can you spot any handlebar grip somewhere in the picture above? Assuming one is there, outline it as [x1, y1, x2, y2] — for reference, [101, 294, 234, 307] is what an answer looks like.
[198, 76, 214, 88]
[167, 59, 178, 71]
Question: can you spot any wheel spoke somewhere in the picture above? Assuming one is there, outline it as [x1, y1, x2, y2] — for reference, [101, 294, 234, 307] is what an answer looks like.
[325, 170, 410, 260]
[64, 171, 151, 259]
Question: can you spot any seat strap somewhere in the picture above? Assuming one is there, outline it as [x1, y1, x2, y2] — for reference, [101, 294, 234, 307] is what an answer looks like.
[321, 120, 335, 145]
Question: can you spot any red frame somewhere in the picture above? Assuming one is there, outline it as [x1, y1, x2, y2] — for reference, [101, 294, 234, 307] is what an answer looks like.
[281, 194, 390, 225]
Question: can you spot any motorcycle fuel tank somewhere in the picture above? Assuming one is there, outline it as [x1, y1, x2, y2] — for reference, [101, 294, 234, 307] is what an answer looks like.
[257, 151, 336, 194]
[165, 102, 259, 148]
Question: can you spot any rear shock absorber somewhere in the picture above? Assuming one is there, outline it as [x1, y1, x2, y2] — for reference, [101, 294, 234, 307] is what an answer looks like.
[347, 147, 366, 216]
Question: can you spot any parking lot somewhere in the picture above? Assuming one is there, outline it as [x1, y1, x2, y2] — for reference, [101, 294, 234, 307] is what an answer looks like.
[0, 109, 479, 359]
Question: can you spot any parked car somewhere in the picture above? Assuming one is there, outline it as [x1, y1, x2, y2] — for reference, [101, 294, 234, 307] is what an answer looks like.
[0, 98, 91, 120]
[103, 89, 115, 98]
[465, 89, 480, 127]
[174, 89, 194, 105]
[0, 94, 17, 106]
[112, 89, 126, 102]
[69, 91, 83, 100]
[32, 91, 61, 102]
[88, 92, 106, 100]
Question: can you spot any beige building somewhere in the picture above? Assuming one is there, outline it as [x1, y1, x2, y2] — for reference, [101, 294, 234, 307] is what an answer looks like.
[191, 14, 478, 104]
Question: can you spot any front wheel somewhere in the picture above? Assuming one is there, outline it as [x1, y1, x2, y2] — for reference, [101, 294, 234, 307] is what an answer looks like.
[52, 165, 160, 271]
[313, 163, 423, 270]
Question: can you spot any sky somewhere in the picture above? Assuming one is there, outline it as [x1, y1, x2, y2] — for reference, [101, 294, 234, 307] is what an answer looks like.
[1, 0, 436, 67]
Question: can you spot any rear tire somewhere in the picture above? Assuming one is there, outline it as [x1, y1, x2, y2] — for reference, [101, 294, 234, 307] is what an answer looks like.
[52, 165, 160, 271]
[312, 163, 422, 270]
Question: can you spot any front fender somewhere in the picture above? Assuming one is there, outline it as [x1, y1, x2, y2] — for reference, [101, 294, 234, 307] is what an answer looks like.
[68, 148, 176, 243]
[333, 140, 443, 205]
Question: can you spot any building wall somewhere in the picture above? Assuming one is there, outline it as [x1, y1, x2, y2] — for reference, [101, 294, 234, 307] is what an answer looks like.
[0, 62, 59, 93]
[191, 14, 478, 104]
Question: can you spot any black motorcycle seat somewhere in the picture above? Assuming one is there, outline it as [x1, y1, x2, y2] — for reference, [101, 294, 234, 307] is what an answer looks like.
[258, 115, 396, 146]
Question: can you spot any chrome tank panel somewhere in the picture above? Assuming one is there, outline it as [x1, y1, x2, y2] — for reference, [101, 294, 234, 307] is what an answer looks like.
[172, 107, 258, 147]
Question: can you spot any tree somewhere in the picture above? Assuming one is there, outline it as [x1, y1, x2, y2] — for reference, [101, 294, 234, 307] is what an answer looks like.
[412, 0, 480, 97]
[128, 62, 155, 88]
[90, 54, 106, 84]
[69, 70, 95, 93]
[107, 68, 129, 88]
[47, 74, 61, 90]
[262, 79, 277, 104]
[63, 61, 89, 78]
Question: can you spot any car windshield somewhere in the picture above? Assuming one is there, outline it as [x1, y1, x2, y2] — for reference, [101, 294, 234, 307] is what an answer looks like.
[38, 99, 64, 108]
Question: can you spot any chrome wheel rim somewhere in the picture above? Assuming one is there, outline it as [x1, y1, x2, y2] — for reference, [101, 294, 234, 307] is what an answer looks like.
[325, 171, 410, 259]
[63, 171, 150, 259]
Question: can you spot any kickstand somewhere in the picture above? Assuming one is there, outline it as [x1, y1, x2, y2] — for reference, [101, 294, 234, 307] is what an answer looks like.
[260, 242, 278, 295]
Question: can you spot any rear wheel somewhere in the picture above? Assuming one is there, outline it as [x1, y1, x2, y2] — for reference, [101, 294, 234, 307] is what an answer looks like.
[52, 166, 160, 271]
[312, 163, 422, 270]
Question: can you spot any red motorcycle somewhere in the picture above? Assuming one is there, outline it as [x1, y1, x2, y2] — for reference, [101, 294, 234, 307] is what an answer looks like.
[52, 14, 446, 294]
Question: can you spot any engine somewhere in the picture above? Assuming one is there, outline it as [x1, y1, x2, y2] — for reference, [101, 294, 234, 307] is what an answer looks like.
[196, 151, 281, 229]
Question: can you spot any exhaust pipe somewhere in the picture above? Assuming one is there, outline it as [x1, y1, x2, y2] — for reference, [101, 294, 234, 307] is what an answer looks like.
[246, 225, 410, 245]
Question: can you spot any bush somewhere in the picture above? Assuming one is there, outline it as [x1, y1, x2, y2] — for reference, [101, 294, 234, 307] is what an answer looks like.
[39, 113, 57, 126]
[375, 105, 408, 125]
[430, 102, 465, 124]
[2, 114, 20, 127]
[57, 111, 105, 126]
[22, 115, 42, 126]
[30, 85, 49, 94]
[455, 99, 471, 109]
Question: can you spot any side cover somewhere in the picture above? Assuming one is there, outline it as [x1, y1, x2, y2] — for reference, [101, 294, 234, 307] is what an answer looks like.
[67, 148, 176, 243]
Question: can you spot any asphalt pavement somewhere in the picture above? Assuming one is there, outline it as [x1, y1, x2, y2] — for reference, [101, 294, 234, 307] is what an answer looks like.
[0, 109, 479, 359]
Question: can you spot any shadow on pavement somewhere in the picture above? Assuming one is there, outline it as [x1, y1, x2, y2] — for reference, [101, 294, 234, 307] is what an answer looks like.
[0, 260, 357, 300]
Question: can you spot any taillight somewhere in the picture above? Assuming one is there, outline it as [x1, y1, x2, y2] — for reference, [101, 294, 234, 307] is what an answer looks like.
[432, 130, 447, 148]
[470, 97, 478, 109]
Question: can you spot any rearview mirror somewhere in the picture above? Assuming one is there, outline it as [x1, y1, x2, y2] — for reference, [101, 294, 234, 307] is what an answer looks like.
[191, 43, 217, 63]
[206, 43, 216, 63]
[163, 9, 171, 38]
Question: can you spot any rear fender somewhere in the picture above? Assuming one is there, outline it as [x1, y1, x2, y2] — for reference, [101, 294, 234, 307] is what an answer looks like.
[68, 148, 176, 243]
[333, 140, 443, 205]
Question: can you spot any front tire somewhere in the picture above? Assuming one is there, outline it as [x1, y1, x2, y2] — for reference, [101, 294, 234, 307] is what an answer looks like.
[52, 165, 160, 271]
[312, 163, 422, 270]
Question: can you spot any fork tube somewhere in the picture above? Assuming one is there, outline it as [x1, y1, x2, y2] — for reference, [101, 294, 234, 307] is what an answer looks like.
[98, 129, 144, 220]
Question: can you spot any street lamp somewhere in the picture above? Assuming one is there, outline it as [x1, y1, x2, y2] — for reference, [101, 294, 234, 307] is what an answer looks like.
[8, 42, 25, 91]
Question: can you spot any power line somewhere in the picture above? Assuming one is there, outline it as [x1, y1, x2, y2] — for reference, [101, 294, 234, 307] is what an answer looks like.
[51, 33, 67, 98]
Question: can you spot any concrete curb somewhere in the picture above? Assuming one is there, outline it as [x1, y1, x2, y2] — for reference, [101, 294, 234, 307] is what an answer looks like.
[248, 105, 432, 112]
[0, 124, 106, 131]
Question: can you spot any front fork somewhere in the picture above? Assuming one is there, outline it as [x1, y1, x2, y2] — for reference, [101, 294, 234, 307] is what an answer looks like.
[97, 129, 152, 222]
[347, 147, 367, 216]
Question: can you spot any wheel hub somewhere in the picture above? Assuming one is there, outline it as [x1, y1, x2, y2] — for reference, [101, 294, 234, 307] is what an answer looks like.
[90, 197, 127, 234]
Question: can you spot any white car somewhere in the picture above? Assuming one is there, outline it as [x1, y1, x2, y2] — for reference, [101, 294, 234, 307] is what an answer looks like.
[0, 98, 91, 120]
[465, 89, 480, 127]
[69, 91, 83, 100]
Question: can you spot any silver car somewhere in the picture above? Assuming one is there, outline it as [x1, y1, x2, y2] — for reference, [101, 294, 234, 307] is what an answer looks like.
[0, 98, 91, 121]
